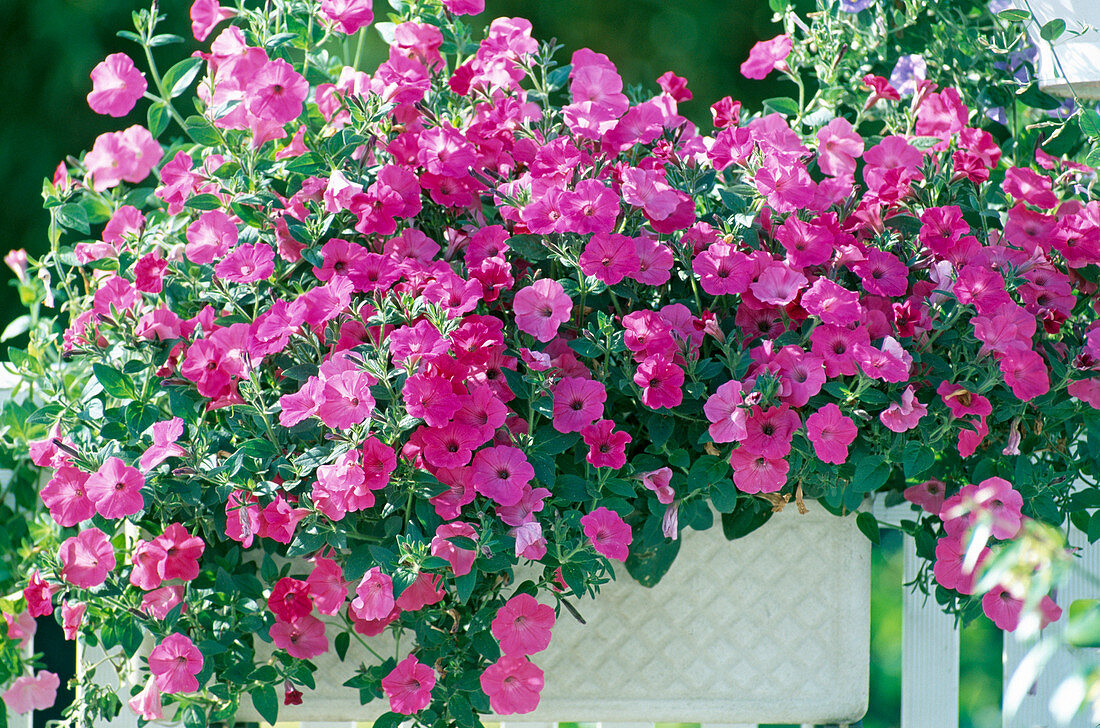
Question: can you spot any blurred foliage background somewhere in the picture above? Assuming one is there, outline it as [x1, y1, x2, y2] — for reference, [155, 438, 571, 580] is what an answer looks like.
[0, 1, 1003, 727]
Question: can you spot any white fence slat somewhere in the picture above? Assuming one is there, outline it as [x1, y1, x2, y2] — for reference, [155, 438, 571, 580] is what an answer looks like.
[901, 531, 960, 728]
[700, 723, 757, 728]
[1003, 532, 1100, 728]
[75, 641, 139, 728]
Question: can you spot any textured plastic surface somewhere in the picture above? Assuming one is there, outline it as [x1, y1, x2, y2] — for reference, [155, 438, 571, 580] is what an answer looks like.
[1023, 0, 1100, 99]
[241, 506, 869, 725]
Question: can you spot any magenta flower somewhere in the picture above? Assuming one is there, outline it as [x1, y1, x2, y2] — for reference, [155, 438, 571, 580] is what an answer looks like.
[472, 446, 534, 506]
[320, 0, 375, 34]
[561, 180, 620, 235]
[936, 381, 992, 418]
[750, 261, 808, 306]
[395, 572, 446, 612]
[84, 125, 162, 192]
[139, 417, 187, 471]
[730, 448, 789, 494]
[853, 250, 909, 297]
[740, 34, 793, 80]
[879, 386, 927, 433]
[24, 570, 55, 618]
[306, 554, 348, 616]
[579, 232, 639, 284]
[641, 467, 676, 505]
[213, 242, 275, 283]
[805, 403, 857, 465]
[491, 593, 555, 655]
[431, 521, 479, 576]
[580, 506, 632, 561]
[904, 479, 946, 514]
[59, 528, 116, 589]
[551, 377, 606, 433]
[854, 337, 912, 383]
[87, 53, 147, 117]
[148, 633, 203, 694]
[352, 567, 395, 621]
[693, 243, 752, 296]
[631, 237, 674, 286]
[932, 535, 986, 595]
[85, 457, 145, 519]
[479, 655, 544, 715]
[269, 577, 313, 623]
[815, 117, 864, 177]
[514, 279, 572, 342]
[580, 419, 632, 469]
[704, 380, 747, 443]
[40, 465, 95, 527]
[741, 405, 800, 459]
[2, 671, 59, 715]
[270, 614, 329, 660]
[633, 354, 684, 410]
[801, 278, 862, 327]
[246, 59, 309, 125]
[382, 655, 436, 715]
[404, 373, 462, 428]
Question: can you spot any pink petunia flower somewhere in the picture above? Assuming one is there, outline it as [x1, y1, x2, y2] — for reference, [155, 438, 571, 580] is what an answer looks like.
[879, 386, 927, 433]
[904, 479, 946, 514]
[816, 117, 864, 177]
[431, 521, 479, 576]
[579, 232, 639, 284]
[270, 614, 329, 660]
[320, 0, 375, 34]
[514, 279, 572, 342]
[87, 53, 147, 117]
[580, 419, 632, 469]
[306, 554, 348, 615]
[269, 577, 313, 623]
[472, 446, 534, 506]
[352, 567, 395, 621]
[24, 570, 56, 618]
[139, 418, 187, 471]
[382, 655, 436, 715]
[932, 535, 987, 595]
[41, 465, 96, 527]
[149, 633, 204, 694]
[580, 506, 632, 561]
[84, 125, 162, 192]
[740, 34, 792, 79]
[61, 601, 86, 640]
[190, 0, 235, 42]
[704, 380, 748, 444]
[213, 242, 275, 283]
[395, 573, 445, 612]
[741, 405, 800, 459]
[128, 676, 163, 720]
[2, 671, 59, 714]
[729, 448, 788, 494]
[551, 377, 606, 433]
[491, 593, 555, 655]
[59, 528, 116, 588]
[480, 655, 544, 715]
[805, 403, 857, 465]
[982, 587, 1061, 632]
[641, 467, 676, 505]
[633, 354, 684, 410]
[246, 59, 309, 126]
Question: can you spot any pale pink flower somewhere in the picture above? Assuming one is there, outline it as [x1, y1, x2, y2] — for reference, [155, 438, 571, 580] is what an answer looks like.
[641, 467, 676, 505]
[472, 446, 534, 506]
[84, 457, 145, 519]
[140, 417, 187, 470]
[904, 479, 946, 514]
[352, 567, 395, 621]
[382, 655, 436, 715]
[320, 0, 375, 34]
[879, 386, 927, 433]
[59, 528, 116, 588]
[730, 448, 788, 494]
[740, 34, 792, 79]
[270, 614, 329, 659]
[431, 521, 479, 576]
[2, 671, 59, 714]
[61, 601, 86, 640]
[87, 53, 147, 117]
[190, 0, 235, 42]
[704, 380, 747, 443]
[128, 676, 163, 720]
[816, 117, 864, 177]
[149, 633, 203, 694]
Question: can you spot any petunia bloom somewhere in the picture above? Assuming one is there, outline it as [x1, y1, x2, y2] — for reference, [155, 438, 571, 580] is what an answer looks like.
[87, 53, 147, 117]
[148, 633, 203, 694]
[491, 593, 555, 655]
[381, 655, 436, 715]
[479, 655, 545, 715]
[580, 506, 632, 561]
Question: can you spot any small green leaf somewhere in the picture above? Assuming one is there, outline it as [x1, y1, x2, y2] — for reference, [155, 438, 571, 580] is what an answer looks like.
[148, 33, 185, 47]
[902, 442, 936, 478]
[1080, 109, 1100, 139]
[184, 115, 223, 146]
[55, 203, 90, 235]
[93, 363, 139, 400]
[162, 57, 204, 98]
[334, 631, 351, 661]
[997, 8, 1031, 22]
[763, 96, 800, 117]
[251, 685, 279, 726]
[856, 512, 881, 545]
[1067, 599, 1100, 647]
[147, 101, 170, 138]
[1040, 18, 1066, 41]
[184, 193, 222, 211]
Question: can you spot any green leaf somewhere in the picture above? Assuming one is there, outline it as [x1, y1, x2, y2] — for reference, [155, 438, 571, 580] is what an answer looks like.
[1017, 83, 1064, 110]
[856, 512, 881, 545]
[902, 442, 936, 478]
[334, 631, 351, 661]
[251, 685, 279, 725]
[533, 427, 579, 455]
[93, 363, 139, 400]
[162, 57, 204, 98]
[851, 456, 891, 493]
[506, 234, 550, 261]
[1040, 18, 1066, 41]
[625, 537, 681, 587]
[184, 115, 223, 146]
[147, 101, 170, 138]
[184, 193, 222, 211]
[0, 315, 30, 342]
[373, 712, 405, 728]
[567, 338, 602, 358]
[997, 8, 1031, 22]
[55, 203, 90, 235]
[148, 33, 185, 47]
[721, 501, 772, 540]
[236, 438, 281, 461]
[560, 562, 586, 597]
[1080, 109, 1100, 140]
[763, 97, 800, 117]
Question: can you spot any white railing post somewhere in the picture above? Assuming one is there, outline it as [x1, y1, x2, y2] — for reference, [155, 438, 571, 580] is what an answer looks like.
[1003, 532, 1100, 728]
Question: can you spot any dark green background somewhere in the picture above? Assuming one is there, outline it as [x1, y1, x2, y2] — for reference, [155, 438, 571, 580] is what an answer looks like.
[0, 2, 1002, 727]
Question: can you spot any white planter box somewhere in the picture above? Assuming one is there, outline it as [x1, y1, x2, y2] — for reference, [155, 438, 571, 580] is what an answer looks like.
[1022, 0, 1100, 98]
[238, 506, 869, 726]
